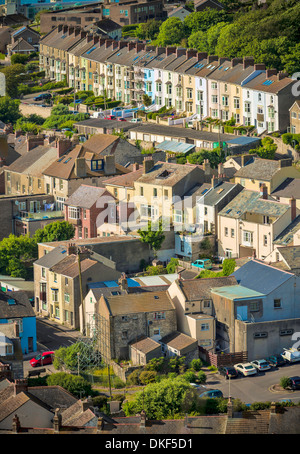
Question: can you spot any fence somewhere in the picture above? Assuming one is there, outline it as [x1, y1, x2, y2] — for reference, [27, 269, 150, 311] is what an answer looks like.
[199, 346, 248, 367]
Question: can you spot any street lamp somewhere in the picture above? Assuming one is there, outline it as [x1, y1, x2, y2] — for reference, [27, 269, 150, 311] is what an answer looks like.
[77, 352, 80, 376]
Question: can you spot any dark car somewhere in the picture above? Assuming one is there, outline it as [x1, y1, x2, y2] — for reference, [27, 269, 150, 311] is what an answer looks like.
[199, 389, 223, 399]
[218, 366, 238, 379]
[267, 355, 286, 367]
[33, 93, 52, 101]
[289, 376, 300, 391]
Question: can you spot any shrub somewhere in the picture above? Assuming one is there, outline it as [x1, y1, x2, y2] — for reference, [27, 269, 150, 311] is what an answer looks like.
[222, 258, 236, 276]
[145, 357, 164, 372]
[250, 402, 271, 411]
[138, 370, 157, 385]
[190, 358, 203, 371]
[198, 370, 207, 384]
[183, 370, 197, 383]
[46, 372, 93, 398]
[280, 376, 291, 389]
[127, 369, 141, 385]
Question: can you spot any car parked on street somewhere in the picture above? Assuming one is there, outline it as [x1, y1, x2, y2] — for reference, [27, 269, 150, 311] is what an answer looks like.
[289, 376, 300, 391]
[199, 389, 223, 399]
[117, 117, 127, 121]
[218, 366, 239, 379]
[234, 363, 257, 376]
[30, 351, 54, 367]
[33, 93, 52, 101]
[191, 259, 212, 270]
[250, 359, 271, 372]
[104, 115, 116, 120]
[266, 355, 286, 367]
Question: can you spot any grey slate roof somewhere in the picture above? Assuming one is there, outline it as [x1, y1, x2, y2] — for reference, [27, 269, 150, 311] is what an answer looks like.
[234, 158, 284, 181]
[218, 189, 289, 219]
[64, 185, 107, 209]
[0, 290, 35, 320]
[271, 178, 300, 199]
[233, 259, 293, 295]
[277, 245, 300, 269]
[202, 182, 242, 207]
[273, 215, 300, 246]
[33, 245, 68, 269]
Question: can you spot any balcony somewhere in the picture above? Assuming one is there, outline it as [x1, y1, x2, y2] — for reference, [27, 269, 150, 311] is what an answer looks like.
[14, 210, 64, 221]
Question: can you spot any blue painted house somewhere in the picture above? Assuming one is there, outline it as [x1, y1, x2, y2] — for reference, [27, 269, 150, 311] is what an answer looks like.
[0, 290, 37, 355]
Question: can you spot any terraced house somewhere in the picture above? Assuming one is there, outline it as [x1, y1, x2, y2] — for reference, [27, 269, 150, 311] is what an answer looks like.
[39, 27, 297, 135]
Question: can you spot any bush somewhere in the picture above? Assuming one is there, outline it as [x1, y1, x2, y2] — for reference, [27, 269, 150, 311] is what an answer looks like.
[127, 369, 141, 385]
[183, 370, 197, 383]
[46, 372, 93, 398]
[280, 376, 291, 389]
[11, 53, 29, 65]
[145, 357, 164, 372]
[138, 370, 157, 385]
[222, 258, 236, 276]
[198, 370, 207, 384]
[190, 358, 203, 371]
[250, 402, 271, 411]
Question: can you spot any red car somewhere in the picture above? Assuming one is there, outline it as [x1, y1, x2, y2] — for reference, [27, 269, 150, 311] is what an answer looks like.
[104, 115, 116, 120]
[30, 351, 54, 367]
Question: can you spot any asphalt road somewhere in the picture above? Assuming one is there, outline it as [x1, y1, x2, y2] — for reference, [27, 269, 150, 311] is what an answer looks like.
[205, 363, 300, 404]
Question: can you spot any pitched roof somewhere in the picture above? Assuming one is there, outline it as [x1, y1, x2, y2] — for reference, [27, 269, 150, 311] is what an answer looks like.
[7, 145, 58, 177]
[202, 182, 241, 207]
[243, 71, 295, 94]
[273, 215, 300, 246]
[136, 161, 203, 188]
[103, 290, 175, 316]
[271, 178, 300, 199]
[129, 335, 161, 354]
[277, 245, 300, 269]
[60, 401, 96, 427]
[10, 37, 36, 52]
[50, 255, 97, 278]
[175, 276, 238, 301]
[64, 185, 109, 209]
[27, 385, 77, 411]
[234, 158, 283, 181]
[218, 189, 289, 219]
[233, 259, 293, 294]
[211, 284, 265, 300]
[0, 290, 35, 319]
[103, 167, 144, 188]
[160, 331, 197, 350]
[34, 245, 68, 269]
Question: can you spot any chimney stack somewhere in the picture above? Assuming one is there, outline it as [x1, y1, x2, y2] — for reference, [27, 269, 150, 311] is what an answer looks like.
[74, 157, 87, 178]
[218, 162, 224, 177]
[143, 156, 154, 174]
[277, 71, 289, 81]
[203, 159, 211, 176]
[97, 416, 104, 432]
[132, 163, 139, 172]
[243, 57, 254, 69]
[260, 183, 268, 200]
[197, 52, 208, 61]
[56, 138, 71, 158]
[208, 55, 218, 63]
[128, 42, 136, 51]
[104, 155, 116, 175]
[186, 49, 197, 59]
[53, 409, 62, 434]
[26, 134, 44, 152]
[266, 68, 277, 78]
[118, 272, 128, 291]
[67, 243, 77, 256]
[12, 415, 20, 433]
[231, 58, 243, 67]
[290, 197, 296, 222]
[254, 63, 266, 71]
[140, 409, 147, 428]
[176, 48, 186, 58]
[166, 46, 176, 56]
[13, 379, 28, 396]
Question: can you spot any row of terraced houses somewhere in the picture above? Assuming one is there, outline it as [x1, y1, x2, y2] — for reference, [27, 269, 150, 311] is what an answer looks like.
[39, 24, 297, 136]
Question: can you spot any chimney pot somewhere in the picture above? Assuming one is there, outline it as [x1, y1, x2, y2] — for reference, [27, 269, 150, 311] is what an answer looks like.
[290, 197, 296, 222]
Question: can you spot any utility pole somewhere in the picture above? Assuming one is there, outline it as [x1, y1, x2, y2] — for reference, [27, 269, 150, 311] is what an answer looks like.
[77, 247, 85, 335]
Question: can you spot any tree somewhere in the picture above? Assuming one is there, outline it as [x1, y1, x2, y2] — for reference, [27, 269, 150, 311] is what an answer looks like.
[138, 370, 157, 385]
[123, 376, 195, 419]
[33, 221, 75, 243]
[222, 258, 236, 276]
[280, 376, 291, 390]
[156, 17, 186, 46]
[1, 63, 26, 98]
[46, 372, 92, 398]
[250, 137, 277, 160]
[0, 96, 21, 124]
[143, 94, 152, 108]
[166, 257, 179, 274]
[138, 220, 165, 256]
[190, 358, 203, 371]
[135, 19, 162, 40]
[0, 234, 37, 278]
[11, 53, 29, 65]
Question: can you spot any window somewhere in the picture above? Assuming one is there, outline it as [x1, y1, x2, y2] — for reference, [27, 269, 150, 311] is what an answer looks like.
[211, 82, 217, 89]
[224, 227, 228, 237]
[153, 328, 160, 336]
[68, 206, 80, 219]
[121, 330, 128, 339]
[153, 188, 157, 197]
[263, 215, 270, 225]
[203, 300, 211, 308]
[250, 301, 260, 312]
[180, 239, 185, 253]
[274, 299, 281, 309]
[52, 289, 59, 302]
[279, 329, 294, 336]
[253, 332, 268, 338]
[243, 231, 253, 246]
[201, 323, 209, 331]
[53, 273, 57, 282]
[154, 312, 165, 320]
[174, 210, 182, 223]
[186, 88, 193, 99]
[121, 316, 129, 322]
[245, 102, 251, 113]
[41, 267, 46, 278]
[64, 293, 70, 303]
[231, 229, 235, 238]
[263, 235, 268, 246]
[212, 95, 218, 104]
[55, 307, 60, 318]
[65, 277, 68, 286]
[234, 98, 240, 109]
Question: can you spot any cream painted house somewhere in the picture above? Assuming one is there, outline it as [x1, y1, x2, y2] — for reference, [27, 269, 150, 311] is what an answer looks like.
[217, 188, 299, 260]
[234, 158, 300, 194]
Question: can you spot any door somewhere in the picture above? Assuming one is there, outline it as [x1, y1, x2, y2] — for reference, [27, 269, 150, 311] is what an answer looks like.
[28, 337, 33, 353]
[237, 306, 248, 321]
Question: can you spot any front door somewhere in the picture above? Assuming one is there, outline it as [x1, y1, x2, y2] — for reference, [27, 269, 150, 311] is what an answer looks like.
[28, 337, 33, 352]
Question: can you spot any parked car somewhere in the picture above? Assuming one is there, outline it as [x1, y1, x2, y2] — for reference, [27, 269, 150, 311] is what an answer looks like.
[117, 117, 127, 121]
[191, 259, 212, 270]
[281, 348, 300, 363]
[104, 115, 116, 120]
[61, 128, 72, 132]
[234, 363, 257, 377]
[33, 93, 52, 101]
[218, 366, 239, 379]
[74, 99, 83, 104]
[250, 359, 271, 372]
[30, 351, 54, 367]
[266, 355, 286, 367]
[130, 117, 142, 123]
[289, 376, 300, 391]
[199, 389, 223, 399]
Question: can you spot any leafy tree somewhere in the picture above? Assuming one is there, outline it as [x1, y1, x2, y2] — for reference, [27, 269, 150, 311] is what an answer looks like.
[145, 357, 164, 372]
[123, 376, 195, 419]
[143, 94, 152, 107]
[139, 370, 157, 385]
[46, 372, 92, 398]
[166, 257, 179, 274]
[183, 370, 197, 383]
[187, 148, 225, 168]
[198, 370, 207, 384]
[222, 258, 236, 276]
[135, 19, 162, 40]
[184, 9, 229, 35]
[33, 221, 75, 243]
[143, 264, 167, 276]
[1, 63, 26, 98]
[250, 137, 277, 160]
[138, 220, 165, 256]
[156, 17, 186, 46]
[0, 234, 37, 278]
[0, 96, 21, 124]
